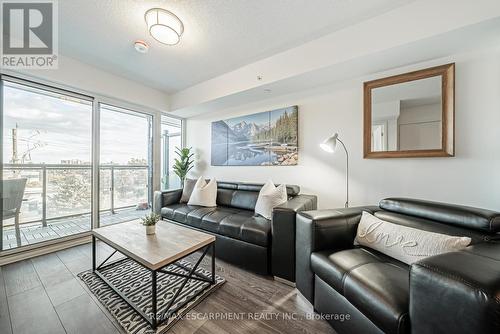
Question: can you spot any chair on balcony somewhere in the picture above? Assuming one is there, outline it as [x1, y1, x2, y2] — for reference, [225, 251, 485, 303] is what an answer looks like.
[2, 178, 27, 249]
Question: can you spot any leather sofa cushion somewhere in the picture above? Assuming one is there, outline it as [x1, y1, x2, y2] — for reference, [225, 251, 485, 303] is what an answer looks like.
[162, 204, 271, 247]
[344, 263, 409, 334]
[201, 208, 270, 246]
[380, 197, 500, 233]
[161, 204, 202, 222]
[215, 182, 300, 211]
[216, 188, 234, 207]
[230, 190, 259, 211]
[186, 207, 218, 228]
[311, 248, 409, 334]
[161, 203, 181, 220]
[219, 210, 270, 246]
[200, 207, 241, 233]
[215, 189, 259, 211]
[217, 181, 300, 196]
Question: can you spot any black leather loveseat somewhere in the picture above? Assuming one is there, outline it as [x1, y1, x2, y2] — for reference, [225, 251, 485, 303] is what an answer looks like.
[296, 198, 500, 334]
[153, 181, 317, 282]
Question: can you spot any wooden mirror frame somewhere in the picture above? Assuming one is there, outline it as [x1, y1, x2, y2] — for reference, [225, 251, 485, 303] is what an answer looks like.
[363, 63, 455, 158]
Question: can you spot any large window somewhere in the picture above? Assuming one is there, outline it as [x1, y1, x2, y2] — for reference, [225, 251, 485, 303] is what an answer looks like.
[1, 76, 172, 253]
[99, 104, 153, 226]
[1, 79, 93, 250]
[161, 115, 182, 190]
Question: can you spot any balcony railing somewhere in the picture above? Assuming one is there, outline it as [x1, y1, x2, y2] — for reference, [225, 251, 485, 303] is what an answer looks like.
[3, 163, 150, 227]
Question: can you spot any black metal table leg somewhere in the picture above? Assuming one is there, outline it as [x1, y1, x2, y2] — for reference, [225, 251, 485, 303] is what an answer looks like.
[211, 243, 216, 284]
[92, 235, 96, 272]
[152, 270, 158, 329]
[92, 237, 216, 330]
[159, 245, 212, 321]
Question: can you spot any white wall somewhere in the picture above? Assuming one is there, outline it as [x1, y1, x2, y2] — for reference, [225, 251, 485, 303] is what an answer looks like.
[186, 49, 500, 210]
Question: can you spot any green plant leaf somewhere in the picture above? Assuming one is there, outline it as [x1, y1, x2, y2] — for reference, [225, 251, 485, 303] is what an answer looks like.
[172, 146, 194, 181]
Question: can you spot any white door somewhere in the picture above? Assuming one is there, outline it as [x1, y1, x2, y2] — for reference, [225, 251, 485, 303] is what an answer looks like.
[372, 123, 387, 151]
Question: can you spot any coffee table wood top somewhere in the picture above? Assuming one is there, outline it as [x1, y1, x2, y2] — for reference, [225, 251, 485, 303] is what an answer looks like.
[92, 220, 215, 270]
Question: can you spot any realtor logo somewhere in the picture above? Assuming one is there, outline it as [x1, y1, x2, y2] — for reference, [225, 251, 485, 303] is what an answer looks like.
[1, 0, 58, 69]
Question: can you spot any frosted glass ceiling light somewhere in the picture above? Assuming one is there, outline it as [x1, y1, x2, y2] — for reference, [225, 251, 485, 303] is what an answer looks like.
[145, 8, 184, 45]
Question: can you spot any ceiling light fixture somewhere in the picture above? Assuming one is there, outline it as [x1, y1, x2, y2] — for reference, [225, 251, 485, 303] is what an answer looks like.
[145, 8, 184, 46]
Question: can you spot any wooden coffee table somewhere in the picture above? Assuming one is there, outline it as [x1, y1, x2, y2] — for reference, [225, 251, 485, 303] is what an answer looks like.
[91, 220, 216, 329]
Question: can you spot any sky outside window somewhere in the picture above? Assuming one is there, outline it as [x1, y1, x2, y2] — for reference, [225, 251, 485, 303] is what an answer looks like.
[2, 83, 151, 165]
[3, 82, 92, 164]
[99, 104, 151, 165]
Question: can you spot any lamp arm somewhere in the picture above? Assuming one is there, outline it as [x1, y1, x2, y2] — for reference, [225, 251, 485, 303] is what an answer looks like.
[336, 137, 349, 208]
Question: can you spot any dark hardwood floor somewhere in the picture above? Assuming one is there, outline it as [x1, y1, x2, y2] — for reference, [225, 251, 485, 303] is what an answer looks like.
[0, 243, 335, 334]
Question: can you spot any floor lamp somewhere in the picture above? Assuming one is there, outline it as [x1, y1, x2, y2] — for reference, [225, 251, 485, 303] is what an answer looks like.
[320, 133, 349, 208]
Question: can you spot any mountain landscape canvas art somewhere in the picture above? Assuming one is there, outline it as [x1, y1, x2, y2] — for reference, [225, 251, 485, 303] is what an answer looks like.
[211, 106, 298, 166]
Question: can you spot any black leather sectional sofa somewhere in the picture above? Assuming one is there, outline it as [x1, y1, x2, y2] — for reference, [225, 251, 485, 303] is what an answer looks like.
[153, 181, 317, 282]
[296, 198, 500, 334]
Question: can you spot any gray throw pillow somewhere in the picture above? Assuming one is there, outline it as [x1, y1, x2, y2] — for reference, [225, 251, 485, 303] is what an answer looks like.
[180, 178, 197, 203]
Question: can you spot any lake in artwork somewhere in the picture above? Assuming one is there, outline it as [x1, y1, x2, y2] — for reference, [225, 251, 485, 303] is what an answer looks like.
[211, 106, 298, 166]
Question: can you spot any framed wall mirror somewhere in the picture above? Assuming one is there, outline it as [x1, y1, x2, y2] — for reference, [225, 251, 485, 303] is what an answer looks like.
[363, 63, 455, 158]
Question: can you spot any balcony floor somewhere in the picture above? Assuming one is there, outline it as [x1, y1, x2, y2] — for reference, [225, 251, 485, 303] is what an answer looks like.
[2, 208, 150, 251]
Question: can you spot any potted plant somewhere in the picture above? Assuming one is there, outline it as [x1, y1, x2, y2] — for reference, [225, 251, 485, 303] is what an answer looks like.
[141, 213, 161, 235]
[173, 147, 194, 186]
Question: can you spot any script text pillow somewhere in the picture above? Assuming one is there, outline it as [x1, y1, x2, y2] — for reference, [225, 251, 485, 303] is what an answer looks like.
[354, 211, 471, 265]
[180, 178, 196, 203]
[187, 177, 217, 207]
[255, 180, 288, 220]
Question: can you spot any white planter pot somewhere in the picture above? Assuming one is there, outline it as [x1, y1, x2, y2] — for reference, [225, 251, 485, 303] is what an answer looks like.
[146, 225, 156, 235]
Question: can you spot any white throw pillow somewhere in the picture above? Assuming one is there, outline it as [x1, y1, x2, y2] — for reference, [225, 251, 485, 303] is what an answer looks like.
[187, 177, 217, 207]
[354, 211, 471, 265]
[255, 180, 288, 220]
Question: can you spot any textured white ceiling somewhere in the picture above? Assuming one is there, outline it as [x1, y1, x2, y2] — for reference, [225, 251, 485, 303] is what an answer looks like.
[59, 0, 414, 93]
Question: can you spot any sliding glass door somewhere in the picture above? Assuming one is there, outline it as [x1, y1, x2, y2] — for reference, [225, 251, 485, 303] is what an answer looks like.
[161, 115, 182, 190]
[98, 104, 153, 226]
[1, 79, 93, 251]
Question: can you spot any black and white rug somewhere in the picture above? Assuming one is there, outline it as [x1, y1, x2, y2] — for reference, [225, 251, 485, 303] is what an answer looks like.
[78, 258, 225, 334]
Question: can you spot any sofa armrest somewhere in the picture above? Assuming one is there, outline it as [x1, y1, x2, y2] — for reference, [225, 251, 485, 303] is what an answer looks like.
[410, 242, 500, 334]
[295, 206, 379, 303]
[271, 194, 318, 282]
[153, 189, 183, 215]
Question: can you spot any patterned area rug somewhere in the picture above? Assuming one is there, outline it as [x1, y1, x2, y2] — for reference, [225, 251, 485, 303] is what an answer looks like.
[78, 258, 225, 334]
